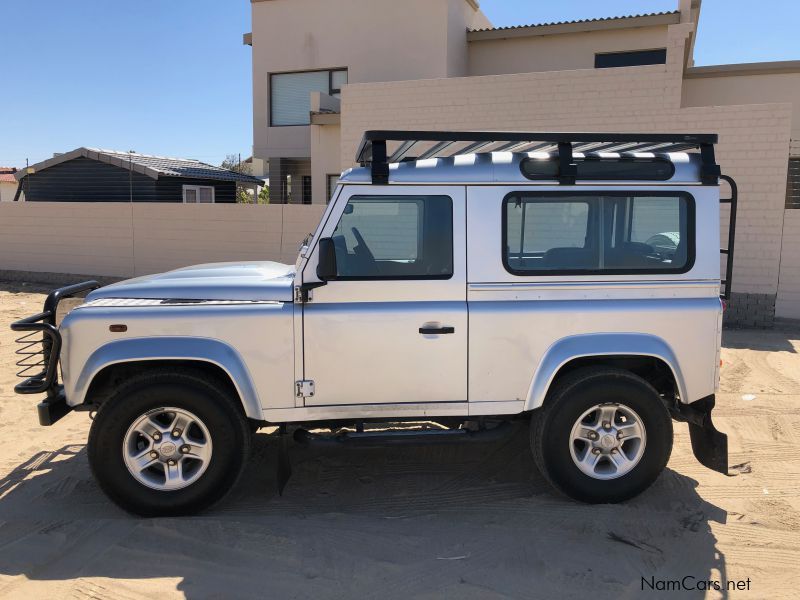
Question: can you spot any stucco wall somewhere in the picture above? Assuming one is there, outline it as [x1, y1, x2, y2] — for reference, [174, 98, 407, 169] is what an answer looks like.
[340, 24, 794, 321]
[311, 123, 342, 205]
[251, 0, 484, 160]
[468, 25, 669, 76]
[0, 203, 326, 279]
[0, 182, 18, 202]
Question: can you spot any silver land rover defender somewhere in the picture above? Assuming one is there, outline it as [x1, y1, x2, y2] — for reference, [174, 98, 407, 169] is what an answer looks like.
[12, 131, 737, 516]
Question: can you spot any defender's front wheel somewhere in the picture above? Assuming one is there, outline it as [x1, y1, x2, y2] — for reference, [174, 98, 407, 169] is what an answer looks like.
[88, 369, 251, 517]
[531, 367, 673, 503]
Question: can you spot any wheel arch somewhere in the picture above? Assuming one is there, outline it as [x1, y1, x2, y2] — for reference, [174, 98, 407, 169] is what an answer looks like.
[70, 337, 262, 420]
[525, 333, 686, 411]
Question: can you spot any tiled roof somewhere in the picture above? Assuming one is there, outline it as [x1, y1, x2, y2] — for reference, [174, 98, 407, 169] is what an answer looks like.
[0, 167, 18, 184]
[18, 149, 264, 184]
[469, 11, 679, 33]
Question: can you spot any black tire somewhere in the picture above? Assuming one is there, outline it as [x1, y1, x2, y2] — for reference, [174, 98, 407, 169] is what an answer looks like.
[531, 367, 673, 504]
[87, 368, 251, 517]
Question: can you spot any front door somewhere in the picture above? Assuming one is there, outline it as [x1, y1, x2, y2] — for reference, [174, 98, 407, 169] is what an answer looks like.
[301, 186, 467, 406]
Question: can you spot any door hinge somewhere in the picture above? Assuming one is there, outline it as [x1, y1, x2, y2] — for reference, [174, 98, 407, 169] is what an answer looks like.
[296, 380, 315, 398]
[294, 282, 327, 304]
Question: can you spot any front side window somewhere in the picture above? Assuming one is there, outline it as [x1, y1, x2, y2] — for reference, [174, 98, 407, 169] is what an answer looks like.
[331, 195, 453, 279]
[270, 69, 348, 126]
[504, 193, 693, 274]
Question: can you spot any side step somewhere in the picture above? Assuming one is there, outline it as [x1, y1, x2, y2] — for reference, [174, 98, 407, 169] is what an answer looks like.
[294, 421, 514, 448]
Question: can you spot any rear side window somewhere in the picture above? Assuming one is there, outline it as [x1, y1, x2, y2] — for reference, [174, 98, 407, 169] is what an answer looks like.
[332, 195, 453, 279]
[503, 192, 694, 275]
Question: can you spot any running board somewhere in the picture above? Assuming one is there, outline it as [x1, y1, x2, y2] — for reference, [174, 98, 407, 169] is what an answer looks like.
[294, 421, 514, 447]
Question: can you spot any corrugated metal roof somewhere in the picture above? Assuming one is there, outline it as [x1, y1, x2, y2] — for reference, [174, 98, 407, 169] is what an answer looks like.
[17, 148, 264, 184]
[469, 11, 679, 33]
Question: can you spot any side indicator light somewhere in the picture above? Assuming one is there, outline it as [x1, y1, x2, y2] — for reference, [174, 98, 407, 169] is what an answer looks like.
[109, 324, 128, 333]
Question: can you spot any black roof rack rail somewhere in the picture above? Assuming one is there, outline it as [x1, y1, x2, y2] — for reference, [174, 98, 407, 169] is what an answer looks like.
[356, 131, 720, 186]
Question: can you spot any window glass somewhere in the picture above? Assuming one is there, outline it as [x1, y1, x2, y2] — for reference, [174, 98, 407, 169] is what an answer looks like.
[270, 69, 348, 125]
[331, 195, 452, 279]
[504, 193, 692, 274]
[787, 158, 800, 209]
[184, 188, 197, 203]
[595, 49, 667, 69]
[271, 71, 330, 126]
[198, 187, 214, 203]
[331, 70, 348, 95]
[521, 158, 674, 181]
[326, 174, 340, 203]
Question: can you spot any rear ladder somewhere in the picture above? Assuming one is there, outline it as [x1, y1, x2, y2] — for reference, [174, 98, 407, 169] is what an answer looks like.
[719, 174, 738, 301]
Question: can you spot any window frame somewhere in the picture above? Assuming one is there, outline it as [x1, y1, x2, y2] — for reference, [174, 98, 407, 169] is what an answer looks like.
[328, 194, 454, 282]
[182, 184, 215, 204]
[269, 67, 348, 127]
[501, 190, 696, 277]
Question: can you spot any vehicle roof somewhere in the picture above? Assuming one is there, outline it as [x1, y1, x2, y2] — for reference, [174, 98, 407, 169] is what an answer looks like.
[339, 151, 705, 186]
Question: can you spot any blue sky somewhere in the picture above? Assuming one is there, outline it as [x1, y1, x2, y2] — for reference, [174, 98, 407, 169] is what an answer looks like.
[1, 0, 798, 168]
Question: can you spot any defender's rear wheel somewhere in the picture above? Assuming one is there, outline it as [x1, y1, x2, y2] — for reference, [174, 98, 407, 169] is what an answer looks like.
[88, 369, 250, 517]
[531, 367, 672, 503]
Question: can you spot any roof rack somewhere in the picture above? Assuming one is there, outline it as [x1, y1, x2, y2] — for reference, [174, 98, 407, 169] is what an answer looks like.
[356, 131, 721, 186]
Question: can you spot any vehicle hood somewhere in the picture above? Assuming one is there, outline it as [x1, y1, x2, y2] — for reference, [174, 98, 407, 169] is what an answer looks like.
[86, 261, 296, 302]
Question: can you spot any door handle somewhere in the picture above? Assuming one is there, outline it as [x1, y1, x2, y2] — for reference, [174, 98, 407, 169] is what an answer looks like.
[419, 326, 455, 335]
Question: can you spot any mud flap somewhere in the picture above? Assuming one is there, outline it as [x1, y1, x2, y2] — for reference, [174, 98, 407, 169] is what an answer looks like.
[688, 420, 728, 475]
[277, 424, 292, 495]
[672, 395, 728, 475]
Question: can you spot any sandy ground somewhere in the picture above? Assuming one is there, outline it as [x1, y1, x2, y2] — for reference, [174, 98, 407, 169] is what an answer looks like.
[0, 282, 798, 600]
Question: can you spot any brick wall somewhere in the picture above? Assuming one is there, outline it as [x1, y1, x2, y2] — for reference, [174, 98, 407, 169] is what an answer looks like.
[340, 23, 793, 326]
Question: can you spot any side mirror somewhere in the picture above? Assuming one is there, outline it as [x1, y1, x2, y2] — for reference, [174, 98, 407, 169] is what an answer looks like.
[317, 237, 338, 280]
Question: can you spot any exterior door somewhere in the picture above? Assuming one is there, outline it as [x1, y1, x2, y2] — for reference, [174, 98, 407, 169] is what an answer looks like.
[301, 186, 467, 406]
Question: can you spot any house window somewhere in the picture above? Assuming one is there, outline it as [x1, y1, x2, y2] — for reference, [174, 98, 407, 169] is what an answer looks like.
[787, 158, 800, 209]
[595, 49, 667, 69]
[183, 185, 215, 203]
[302, 175, 312, 205]
[503, 192, 694, 275]
[270, 68, 348, 126]
[326, 174, 340, 203]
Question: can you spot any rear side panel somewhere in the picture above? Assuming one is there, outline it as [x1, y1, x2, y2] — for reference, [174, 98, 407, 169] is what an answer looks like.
[466, 185, 722, 406]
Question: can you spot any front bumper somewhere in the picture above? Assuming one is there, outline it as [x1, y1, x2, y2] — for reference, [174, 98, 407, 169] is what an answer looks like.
[670, 395, 728, 475]
[11, 281, 100, 426]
